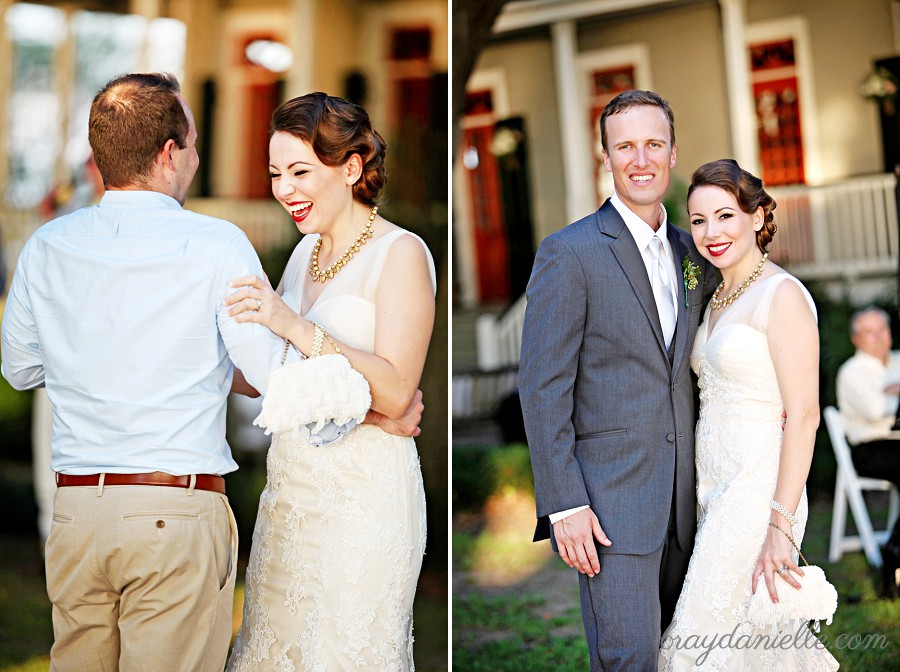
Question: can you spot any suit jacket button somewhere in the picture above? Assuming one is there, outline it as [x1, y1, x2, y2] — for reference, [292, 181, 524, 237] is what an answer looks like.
[666, 433, 675, 442]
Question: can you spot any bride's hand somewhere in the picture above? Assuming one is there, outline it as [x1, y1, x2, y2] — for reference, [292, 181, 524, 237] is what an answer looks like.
[751, 523, 804, 603]
[226, 274, 301, 338]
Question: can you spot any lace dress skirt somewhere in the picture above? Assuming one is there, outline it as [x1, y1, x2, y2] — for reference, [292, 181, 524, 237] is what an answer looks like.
[228, 424, 427, 671]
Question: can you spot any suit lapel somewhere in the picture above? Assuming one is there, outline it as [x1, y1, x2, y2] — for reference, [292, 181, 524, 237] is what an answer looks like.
[596, 201, 669, 361]
[668, 229, 690, 374]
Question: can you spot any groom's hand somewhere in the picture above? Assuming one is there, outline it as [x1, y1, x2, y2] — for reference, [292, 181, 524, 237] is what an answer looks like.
[364, 389, 424, 437]
[552, 509, 611, 577]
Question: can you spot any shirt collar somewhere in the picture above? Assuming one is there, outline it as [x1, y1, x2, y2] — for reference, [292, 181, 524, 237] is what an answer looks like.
[611, 192, 670, 255]
[855, 349, 889, 369]
[99, 190, 183, 210]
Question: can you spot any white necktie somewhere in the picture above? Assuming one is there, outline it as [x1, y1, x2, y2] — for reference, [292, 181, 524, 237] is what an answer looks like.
[648, 236, 676, 348]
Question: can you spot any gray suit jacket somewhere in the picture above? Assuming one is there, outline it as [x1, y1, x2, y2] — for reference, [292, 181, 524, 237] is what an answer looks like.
[520, 198, 717, 555]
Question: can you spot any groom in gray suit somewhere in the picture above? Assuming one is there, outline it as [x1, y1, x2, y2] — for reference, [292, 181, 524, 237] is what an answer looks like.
[520, 90, 716, 670]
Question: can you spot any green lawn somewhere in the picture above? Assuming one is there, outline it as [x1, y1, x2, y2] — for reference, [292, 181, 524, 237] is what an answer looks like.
[453, 456, 900, 671]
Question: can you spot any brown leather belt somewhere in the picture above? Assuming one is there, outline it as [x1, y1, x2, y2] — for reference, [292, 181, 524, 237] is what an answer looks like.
[55, 472, 225, 495]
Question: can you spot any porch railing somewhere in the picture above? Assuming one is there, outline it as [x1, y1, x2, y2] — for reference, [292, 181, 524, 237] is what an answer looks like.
[767, 173, 898, 279]
[186, 198, 296, 252]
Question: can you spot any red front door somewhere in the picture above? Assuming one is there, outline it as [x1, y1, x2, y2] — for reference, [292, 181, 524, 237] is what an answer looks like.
[462, 124, 509, 301]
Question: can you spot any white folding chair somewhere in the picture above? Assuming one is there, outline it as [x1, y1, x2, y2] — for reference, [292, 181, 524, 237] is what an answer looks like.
[824, 406, 900, 567]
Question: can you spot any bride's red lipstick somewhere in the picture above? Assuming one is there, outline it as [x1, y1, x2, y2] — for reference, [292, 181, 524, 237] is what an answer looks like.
[706, 242, 731, 258]
[287, 201, 311, 224]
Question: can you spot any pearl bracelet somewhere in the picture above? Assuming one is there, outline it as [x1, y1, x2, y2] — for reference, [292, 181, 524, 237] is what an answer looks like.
[309, 321, 342, 356]
[769, 499, 798, 527]
[310, 324, 325, 358]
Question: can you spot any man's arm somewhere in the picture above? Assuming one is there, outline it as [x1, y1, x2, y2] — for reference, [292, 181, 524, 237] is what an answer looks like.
[216, 234, 300, 394]
[520, 234, 591, 515]
[519, 234, 610, 574]
[1, 241, 44, 390]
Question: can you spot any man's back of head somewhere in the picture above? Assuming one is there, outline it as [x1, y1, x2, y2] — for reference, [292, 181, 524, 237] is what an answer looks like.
[88, 72, 188, 191]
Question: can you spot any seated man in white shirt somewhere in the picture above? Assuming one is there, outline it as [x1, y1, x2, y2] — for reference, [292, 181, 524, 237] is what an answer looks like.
[835, 305, 900, 592]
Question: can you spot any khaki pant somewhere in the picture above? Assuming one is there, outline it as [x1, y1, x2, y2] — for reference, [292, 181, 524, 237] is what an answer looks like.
[45, 483, 238, 671]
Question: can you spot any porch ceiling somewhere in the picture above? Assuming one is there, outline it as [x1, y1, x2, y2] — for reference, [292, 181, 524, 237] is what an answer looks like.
[495, 0, 707, 34]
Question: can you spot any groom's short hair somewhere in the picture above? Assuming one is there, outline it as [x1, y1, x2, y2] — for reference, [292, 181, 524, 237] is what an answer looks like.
[599, 89, 675, 152]
[88, 72, 188, 190]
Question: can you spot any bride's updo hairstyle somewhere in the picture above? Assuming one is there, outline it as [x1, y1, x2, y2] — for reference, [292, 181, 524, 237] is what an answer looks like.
[271, 92, 386, 206]
[687, 158, 777, 252]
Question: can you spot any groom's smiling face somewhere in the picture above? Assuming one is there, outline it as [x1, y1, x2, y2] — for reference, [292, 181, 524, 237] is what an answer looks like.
[602, 105, 676, 227]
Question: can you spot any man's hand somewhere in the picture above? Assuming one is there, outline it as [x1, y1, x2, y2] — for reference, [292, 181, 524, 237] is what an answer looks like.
[364, 389, 424, 437]
[552, 508, 611, 578]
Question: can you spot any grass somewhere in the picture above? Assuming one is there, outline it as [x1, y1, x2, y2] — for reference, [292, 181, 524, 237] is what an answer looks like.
[453, 470, 900, 671]
[0, 536, 52, 671]
[453, 591, 589, 671]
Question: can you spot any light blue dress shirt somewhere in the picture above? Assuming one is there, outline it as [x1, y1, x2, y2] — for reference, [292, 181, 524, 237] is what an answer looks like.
[1, 190, 294, 475]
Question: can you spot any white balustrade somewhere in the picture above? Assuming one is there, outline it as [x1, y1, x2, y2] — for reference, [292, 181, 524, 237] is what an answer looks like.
[768, 173, 898, 279]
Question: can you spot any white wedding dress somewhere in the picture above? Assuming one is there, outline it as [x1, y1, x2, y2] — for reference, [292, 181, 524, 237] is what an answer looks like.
[659, 273, 839, 671]
[228, 229, 435, 672]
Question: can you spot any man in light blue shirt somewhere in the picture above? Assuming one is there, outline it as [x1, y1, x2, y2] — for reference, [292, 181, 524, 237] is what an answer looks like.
[1, 72, 420, 671]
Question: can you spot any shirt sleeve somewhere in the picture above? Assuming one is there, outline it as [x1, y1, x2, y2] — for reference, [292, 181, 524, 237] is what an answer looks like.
[549, 505, 590, 524]
[1, 239, 45, 390]
[216, 233, 300, 395]
[837, 356, 896, 423]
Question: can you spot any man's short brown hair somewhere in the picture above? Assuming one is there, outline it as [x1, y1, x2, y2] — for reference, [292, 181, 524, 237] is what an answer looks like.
[599, 89, 675, 152]
[88, 72, 189, 188]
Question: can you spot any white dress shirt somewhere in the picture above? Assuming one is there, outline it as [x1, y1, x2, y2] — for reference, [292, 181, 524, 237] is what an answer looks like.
[612, 193, 679, 317]
[836, 349, 900, 445]
[550, 195, 678, 525]
[1, 190, 294, 475]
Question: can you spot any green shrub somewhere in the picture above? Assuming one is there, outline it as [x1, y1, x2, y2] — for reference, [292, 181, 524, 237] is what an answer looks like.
[0, 363, 33, 463]
[452, 443, 534, 511]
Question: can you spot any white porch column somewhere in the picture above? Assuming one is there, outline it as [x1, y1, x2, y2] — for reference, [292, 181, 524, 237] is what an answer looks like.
[0, 0, 13, 193]
[551, 20, 594, 223]
[719, 0, 759, 174]
[287, 0, 315, 97]
[127, 0, 161, 20]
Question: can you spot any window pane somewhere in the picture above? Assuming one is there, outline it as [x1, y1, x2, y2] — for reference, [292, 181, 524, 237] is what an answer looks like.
[5, 7, 187, 208]
[5, 3, 67, 208]
[67, 11, 147, 171]
[147, 18, 186, 80]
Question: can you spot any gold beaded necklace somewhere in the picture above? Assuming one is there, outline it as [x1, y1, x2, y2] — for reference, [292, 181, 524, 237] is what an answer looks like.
[710, 253, 768, 310]
[308, 205, 378, 283]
